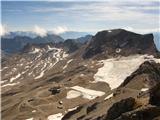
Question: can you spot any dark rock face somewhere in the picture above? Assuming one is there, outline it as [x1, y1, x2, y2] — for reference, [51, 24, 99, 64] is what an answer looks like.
[120, 61, 160, 88]
[63, 39, 82, 53]
[115, 106, 160, 120]
[105, 97, 135, 120]
[149, 83, 160, 106]
[83, 29, 158, 59]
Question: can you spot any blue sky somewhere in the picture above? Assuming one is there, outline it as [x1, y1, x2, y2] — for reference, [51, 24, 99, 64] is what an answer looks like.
[1, 0, 160, 34]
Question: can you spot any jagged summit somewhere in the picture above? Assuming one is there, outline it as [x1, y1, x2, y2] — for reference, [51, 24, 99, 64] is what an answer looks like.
[83, 29, 158, 59]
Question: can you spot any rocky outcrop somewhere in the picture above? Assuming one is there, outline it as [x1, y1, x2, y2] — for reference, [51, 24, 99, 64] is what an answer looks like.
[120, 61, 160, 89]
[149, 83, 160, 106]
[115, 105, 160, 120]
[83, 29, 159, 59]
[105, 97, 136, 120]
[63, 39, 82, 53]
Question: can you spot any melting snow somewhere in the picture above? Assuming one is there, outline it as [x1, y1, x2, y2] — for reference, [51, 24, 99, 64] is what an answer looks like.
[67, 86, 105, 100]
[10, 73, 21, 82]
[47, 113, 63, 120]
[104, 93, 113, 100]
[63, 59, 73, 69]
[66, 90, 81, 99]
[26, 118, 33, 120]
[94, 55, 160, 90]
[68, 106, 78, 112]
[30, 48, 40, 54]
[32, 110, 36, 113]
[63, 52, 68, 58]
[47, 45, 58, 52]
[2, 82, 20, 88]
[141, 88, 149, 92]
[35, 71, 44, 79]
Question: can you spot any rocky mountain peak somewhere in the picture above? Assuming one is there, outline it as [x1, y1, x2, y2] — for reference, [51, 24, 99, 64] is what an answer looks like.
[83, 29, 158, 59]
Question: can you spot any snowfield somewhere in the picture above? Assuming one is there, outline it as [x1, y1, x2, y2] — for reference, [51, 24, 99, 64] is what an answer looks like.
[67, 86, 105, 100]
[94, 55, 160, 90]
[47, 113, 63, 120]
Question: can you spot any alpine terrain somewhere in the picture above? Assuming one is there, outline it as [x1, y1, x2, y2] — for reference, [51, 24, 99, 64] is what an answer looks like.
[1, 29, 160, 120]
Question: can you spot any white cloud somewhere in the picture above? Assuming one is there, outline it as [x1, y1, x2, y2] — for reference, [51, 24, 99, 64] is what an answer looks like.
[122, 27, 160, 34]
[33, 25, 47, 37]
[52, 26, 68, 34]
[0, 24, 9, 36]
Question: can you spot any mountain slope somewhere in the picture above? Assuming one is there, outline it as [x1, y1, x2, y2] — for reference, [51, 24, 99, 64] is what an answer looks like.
[83, 29, 159, 59]
[1, 29, 160, 120]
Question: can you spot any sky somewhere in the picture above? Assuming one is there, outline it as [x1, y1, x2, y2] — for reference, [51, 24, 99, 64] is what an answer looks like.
[1, 0, 160, 35]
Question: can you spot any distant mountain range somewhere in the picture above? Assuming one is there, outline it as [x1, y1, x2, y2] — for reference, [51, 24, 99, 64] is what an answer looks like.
[1, 31, 92, 53]
[1, 29, 160, 120]
[3, 31, 91, 40]
[1, 30, 159, 54]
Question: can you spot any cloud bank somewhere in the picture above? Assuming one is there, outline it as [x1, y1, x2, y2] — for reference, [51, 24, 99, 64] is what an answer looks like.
[33, 25, 47, 37]
[52, 26, 68, 35]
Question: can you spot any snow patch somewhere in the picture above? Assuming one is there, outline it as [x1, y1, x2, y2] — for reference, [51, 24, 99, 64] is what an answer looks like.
[10, 73, 21, 82]
[67, 86, 105, 100]
[66, 90, 81, 99]
[63, 59, 73, 69]
[141, 88, 149, 92]
[47, 113, 63, 120]
[2, 82, 20, 88]
[63, 52, 68, 58]
[104, 93, 113, 100]
[30, 48, 40, 54]
[94, 55, 160, 90]
[32, 110, 36, 113]
[68, 106, 78, 112]
[26, 118, 33, 120]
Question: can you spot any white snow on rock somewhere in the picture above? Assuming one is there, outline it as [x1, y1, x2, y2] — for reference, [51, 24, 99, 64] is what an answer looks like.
[26, 118, 33, 120]
[67, 86, 105, 100]
[47, 113, 63, 120]
[63, 52, 68, 58]
[66, 90, 81, 99]
[32, 110, 36, 113]
[2, 82, 20, 88]
[30, 48, 40, 54]
[68, 106, 78, 112]
[141, 88, 149, 92]
[35, 71, 44, 79]
[63, 59, 73, 69]
[104, 93, 113, 100]
[10, 73, 21, 82]
[47, 45, 55, 52]
[94, 55, 160, 90]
